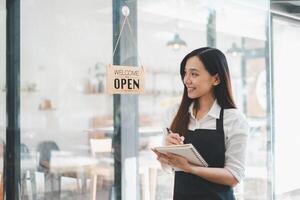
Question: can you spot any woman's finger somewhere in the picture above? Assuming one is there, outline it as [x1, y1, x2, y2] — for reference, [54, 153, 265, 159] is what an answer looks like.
[167, 133, 183, 144]
[157, 156, 170, 165]
[151, 149, 165, 157]
[158, 152, 169, 159]
[151, 149, 159, 156]
[166, 134, 182, 144]
[169, 133, 182, 141]
[166, 137, 181, 145]
[167, 153, 183, 160]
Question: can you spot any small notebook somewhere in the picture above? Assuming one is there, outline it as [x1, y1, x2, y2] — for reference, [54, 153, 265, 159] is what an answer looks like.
[154, 143, 208, 167]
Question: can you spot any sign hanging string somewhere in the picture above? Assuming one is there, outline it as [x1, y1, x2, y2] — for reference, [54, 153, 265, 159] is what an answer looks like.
[112, 14, 144, 70]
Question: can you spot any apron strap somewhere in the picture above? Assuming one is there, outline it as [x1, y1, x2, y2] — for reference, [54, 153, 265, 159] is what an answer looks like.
[216, 108, 224, 133]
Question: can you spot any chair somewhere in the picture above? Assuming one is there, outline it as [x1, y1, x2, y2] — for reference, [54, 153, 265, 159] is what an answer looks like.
[38, 141, 86, 198]
[89, 136, 160, 200]
[37, 140, 94, 199]
[139, 135, 162, 200]
[21, 143, 37, 200]
[37, 141, 62, 200]
[89, 138, 113, 200]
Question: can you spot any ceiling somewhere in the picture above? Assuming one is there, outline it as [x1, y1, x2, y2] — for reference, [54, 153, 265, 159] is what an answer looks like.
[271, 0, 300, 17]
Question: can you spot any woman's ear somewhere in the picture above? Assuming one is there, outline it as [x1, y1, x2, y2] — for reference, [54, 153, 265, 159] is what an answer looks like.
[213, 74, 220, 86]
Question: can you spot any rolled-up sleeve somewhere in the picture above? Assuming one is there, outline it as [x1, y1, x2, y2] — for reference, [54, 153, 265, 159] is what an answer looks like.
[224, 111, 249, 182]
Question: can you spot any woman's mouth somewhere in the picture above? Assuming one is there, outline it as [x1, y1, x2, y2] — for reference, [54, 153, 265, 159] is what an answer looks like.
[187, 87, 195, 92]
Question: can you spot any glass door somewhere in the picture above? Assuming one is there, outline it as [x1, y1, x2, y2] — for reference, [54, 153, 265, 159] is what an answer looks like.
[137, 0, 270, 199]
[20, 1, 114, 199]
[273, 15, 300, 200]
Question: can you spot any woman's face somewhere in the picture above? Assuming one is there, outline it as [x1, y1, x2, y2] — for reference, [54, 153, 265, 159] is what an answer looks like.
[183, 56, 219, 99]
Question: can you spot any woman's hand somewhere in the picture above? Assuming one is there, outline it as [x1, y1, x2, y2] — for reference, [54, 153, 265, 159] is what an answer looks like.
[165, 153, 192, 172]
[152, 149, 192, 172]
[165, 132, 185, 145]
[152, 149, 169, 165]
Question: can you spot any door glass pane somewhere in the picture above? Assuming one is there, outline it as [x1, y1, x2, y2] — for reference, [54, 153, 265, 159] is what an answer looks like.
[21, 1, 113, 199]
[273, 16, 300, 199]
[138, 1, 207, 199]
[138, 0, 270, 199]
[0, 0, 6, 199]
[217, 2, 269, 199]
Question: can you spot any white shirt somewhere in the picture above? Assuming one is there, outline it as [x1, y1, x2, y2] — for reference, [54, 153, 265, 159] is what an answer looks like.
[163, 100, 249, 182]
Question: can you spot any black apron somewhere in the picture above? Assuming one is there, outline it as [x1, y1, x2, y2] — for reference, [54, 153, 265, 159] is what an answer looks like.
[173, 108, 235, 200]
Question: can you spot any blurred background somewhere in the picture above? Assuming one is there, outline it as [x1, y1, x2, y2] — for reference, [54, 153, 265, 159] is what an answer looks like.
[1, 0, 300, 199]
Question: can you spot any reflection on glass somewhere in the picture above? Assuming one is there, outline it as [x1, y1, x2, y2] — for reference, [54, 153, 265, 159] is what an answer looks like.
[138, 0, 208, 199]
[16, 0, 272, 199]
[138, 0, 269, 199]
[21, 0, 113, 199]
[225, 36, 268, 199]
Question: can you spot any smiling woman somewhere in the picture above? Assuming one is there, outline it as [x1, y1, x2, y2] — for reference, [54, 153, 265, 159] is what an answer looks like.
[154, 47, 249, 200]
[183, 56, 220, 100]
[2, 0, 273, 199]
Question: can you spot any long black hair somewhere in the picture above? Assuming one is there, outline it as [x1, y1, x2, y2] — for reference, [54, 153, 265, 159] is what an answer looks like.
[170, 47, 236, 136]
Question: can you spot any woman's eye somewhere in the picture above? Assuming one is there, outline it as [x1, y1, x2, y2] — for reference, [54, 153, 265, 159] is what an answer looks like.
[191, 73, 198, 77]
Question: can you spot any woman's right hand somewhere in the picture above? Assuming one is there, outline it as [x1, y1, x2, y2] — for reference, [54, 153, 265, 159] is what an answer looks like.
[165, 132, 185, 145]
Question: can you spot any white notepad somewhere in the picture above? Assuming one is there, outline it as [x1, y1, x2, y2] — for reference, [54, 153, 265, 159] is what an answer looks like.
[154, 143, 208, 167]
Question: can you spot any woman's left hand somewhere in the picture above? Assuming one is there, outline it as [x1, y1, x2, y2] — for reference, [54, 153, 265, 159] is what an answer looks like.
[166, 153, 192, 172]
[152, 149, 192, 172]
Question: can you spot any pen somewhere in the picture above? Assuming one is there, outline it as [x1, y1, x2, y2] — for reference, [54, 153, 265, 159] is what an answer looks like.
[166, 127, 171, 134]
[166, 127, 184, 144]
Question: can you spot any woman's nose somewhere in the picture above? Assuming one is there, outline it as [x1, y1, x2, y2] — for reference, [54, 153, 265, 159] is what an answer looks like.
[184, 75, 191, 85]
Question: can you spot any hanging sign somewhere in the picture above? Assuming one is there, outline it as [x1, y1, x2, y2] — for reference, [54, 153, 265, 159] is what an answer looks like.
[106, 64, 145, 94]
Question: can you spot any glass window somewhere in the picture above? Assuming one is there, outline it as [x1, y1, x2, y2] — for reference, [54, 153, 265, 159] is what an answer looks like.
[138, 0, 270, 199]
[273, 16, 300, 199]
[216, 2, 269, 199]
[6, 0, 275, 199]
[138, 0, 208, 199]
[21, 1, 113, 199]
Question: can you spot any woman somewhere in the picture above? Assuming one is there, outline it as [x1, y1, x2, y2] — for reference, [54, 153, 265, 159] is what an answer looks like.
[153, 47, 249, 199]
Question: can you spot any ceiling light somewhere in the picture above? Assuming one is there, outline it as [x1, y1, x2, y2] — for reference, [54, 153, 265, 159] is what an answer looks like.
[166, 33, 187, 51]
